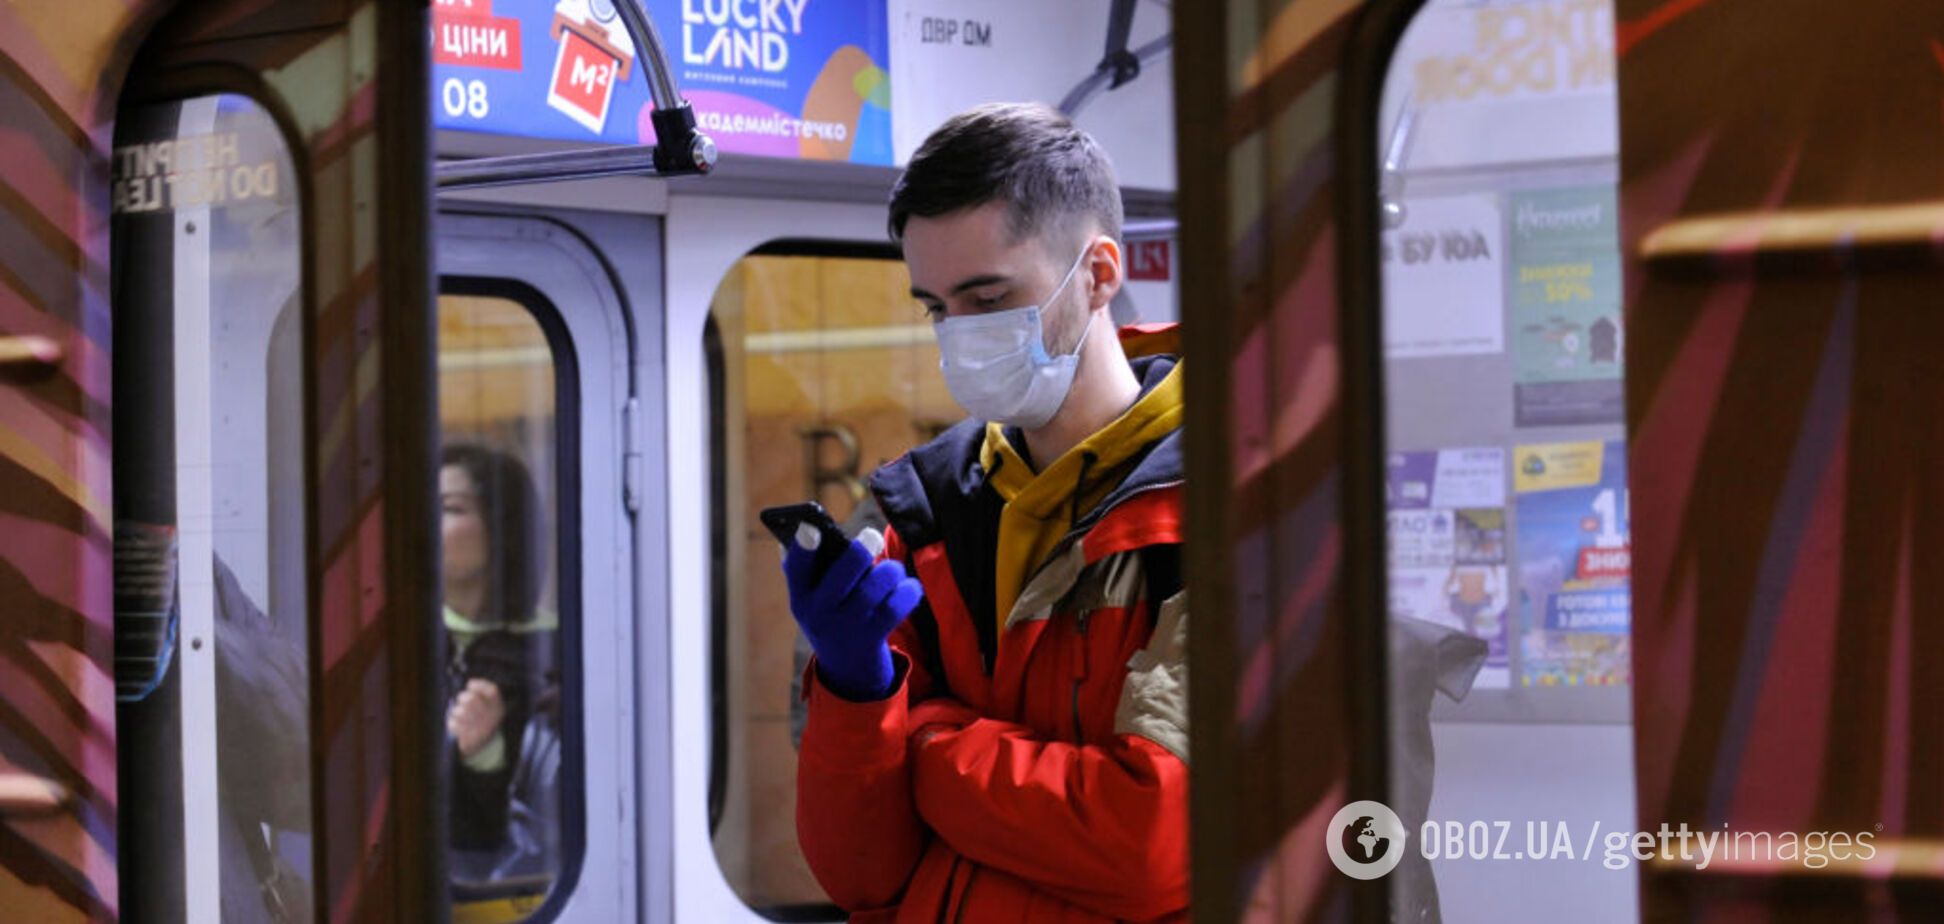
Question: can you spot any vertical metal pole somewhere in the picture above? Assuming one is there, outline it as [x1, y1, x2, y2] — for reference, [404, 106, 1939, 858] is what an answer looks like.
[170, 95, 222, 924]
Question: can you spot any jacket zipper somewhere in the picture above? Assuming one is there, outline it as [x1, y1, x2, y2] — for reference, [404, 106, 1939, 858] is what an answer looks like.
[1070, 607, 1092, 742]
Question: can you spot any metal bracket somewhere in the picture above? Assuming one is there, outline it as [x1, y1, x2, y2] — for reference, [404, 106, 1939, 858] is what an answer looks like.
[621, 396, 642, 516]
[1058, 0, 1171, 117]
[437, 0, 717, 191]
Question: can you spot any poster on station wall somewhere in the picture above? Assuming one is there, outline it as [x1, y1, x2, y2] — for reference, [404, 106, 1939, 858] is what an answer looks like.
[1513, 439, 1630, 688]
[1386, 447, 1511, 688]
[1381, 193, 1505, 359]
[1508, 185, 1624, 426]
[431, 0, 893, 164]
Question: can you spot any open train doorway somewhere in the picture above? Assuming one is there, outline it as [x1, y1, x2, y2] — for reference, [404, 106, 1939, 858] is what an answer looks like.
[1373, 2, 1636, 920]
[431, 2, 1179, 921]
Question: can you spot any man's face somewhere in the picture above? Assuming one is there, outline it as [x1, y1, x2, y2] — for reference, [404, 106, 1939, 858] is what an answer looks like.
[904, 202, 1091, 352]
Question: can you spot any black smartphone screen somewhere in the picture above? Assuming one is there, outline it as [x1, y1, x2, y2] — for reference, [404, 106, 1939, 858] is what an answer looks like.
[759, 501, 852, 577]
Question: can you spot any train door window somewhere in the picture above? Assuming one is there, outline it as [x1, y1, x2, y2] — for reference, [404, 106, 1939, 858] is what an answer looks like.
[434, 210, 641, 923]
[437, 288, 574, 919]
[705, 249, 957, 917]
[1374, 1, 1635, 921]
[110, 93, 312, 921]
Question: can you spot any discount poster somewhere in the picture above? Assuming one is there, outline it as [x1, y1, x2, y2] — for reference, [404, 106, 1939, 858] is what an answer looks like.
[1513, 439, 1630, 687]
[1508, 185, 1624, 426]
[1386, 448, 1511, 688]
[431, 0, 893, 164]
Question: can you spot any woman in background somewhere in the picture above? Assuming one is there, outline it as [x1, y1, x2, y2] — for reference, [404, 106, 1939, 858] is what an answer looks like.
[440, 443, 559, 877]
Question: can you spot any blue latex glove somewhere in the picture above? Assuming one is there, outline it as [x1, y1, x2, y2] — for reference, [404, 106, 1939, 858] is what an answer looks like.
[782, 530, 923, 702]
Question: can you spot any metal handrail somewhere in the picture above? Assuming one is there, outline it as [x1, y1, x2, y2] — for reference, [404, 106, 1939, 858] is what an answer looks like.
[436, 0, 716, 190]
[1123, 219, 1176, 243]
[436, 144, 667, 190]
[1379, 90, 1419, 229]
[614, 0, 682, 111]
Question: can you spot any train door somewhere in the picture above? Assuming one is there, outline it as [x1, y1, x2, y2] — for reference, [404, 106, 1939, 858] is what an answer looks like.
[433, 210, 656, 924]
[106, 3, 441, 921]
[661, 194, 903, 923]
[1617, 1, 1944, 919]
[1178, 0, 1944, 920]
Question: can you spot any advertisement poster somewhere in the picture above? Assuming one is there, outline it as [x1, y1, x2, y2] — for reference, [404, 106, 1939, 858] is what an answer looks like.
[1508, 185, 1624, 426]
[1381, 194, 1505, 359]
[1513, 439, 1630, 687]
[1387, 448, 1511, 688]
[431, 0, 893, 164]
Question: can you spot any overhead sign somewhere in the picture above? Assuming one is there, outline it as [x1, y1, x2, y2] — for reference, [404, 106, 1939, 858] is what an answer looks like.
[889, 0, 1176, 189]
[1380, 0, 1618, 169]
[1127, 240, 1171, 281]
[433, 1, 524, 70]
[432, 0, 894, 165]
[1407, 0, 1613, 106]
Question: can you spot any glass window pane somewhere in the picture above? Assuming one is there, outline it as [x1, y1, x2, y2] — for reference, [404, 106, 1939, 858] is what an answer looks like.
[708, 253, 953, 914]
[110, 92, 312, 921]
[437, 291, 569, 917]
[1375, 1, 1636, 920]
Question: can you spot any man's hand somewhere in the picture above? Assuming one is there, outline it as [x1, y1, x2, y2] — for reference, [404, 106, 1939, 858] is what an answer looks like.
[448, 678, 505, 758]
[783, 529, 923, 702]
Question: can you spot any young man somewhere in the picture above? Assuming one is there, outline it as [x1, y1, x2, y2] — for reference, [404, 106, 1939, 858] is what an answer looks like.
[783, 102, 1188, 922]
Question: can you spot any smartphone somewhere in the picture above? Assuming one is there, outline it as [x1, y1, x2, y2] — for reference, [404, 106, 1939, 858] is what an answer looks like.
[759, 501, 852, 578]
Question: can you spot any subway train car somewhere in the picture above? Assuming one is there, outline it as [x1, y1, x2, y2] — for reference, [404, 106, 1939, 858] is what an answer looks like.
[0, 0, 1939, 922]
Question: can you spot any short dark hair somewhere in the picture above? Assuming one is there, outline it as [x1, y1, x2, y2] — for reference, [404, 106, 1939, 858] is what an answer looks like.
[441, 443, 547, 625]
[889, 102, 1122, 246]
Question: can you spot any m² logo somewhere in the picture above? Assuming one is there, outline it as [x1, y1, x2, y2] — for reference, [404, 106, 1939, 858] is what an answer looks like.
[1326, 801, 1408, 880]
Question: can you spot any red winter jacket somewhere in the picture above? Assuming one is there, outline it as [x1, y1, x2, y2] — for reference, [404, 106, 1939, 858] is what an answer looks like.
[797, 348, 1190, 923]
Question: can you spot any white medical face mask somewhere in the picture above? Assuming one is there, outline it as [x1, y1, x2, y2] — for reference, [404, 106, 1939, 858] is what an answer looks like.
[934, 249, 1093, 429]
